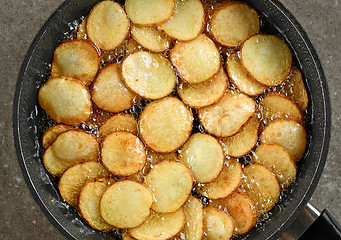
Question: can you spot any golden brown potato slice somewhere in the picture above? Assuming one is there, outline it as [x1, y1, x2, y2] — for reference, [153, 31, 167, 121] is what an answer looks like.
[51, 40, 99, 85]
[122, 51, 177, 99]
[183, 196, 204, 240]
[38, 77, 92, 126]
[99, 113, 138, 139]
[139, 97, 193, 153]
[179, 133, 224, 183]
[226, 52, 267, 96]
[203, 207, 234, 240]
[42, 124, 72, 148]
[125, 0, 175, 25]
[170, 34, 221, 84]
[100, 180, 153, 228]
[92, 63, 137, 113]
[144, 160, 193, 213]
[76, 17, 87, 40]
[210, 2, 260, 47]
[260, 120, 307, 162]
[178, 68, 228, 109]
[86, 1, 129, 50]
[58, 161, 110, 207]
[197, 158, 242, 200]
[219, 115, 259, 158]
[78, 178, 115, 231]
[158, 0, 204, 41]
[129, 209, 185, 240]
[241, 34, 292, 86]
[101, 131, 146, 177]
[198, 92, 256, 137]
[241, 164, 280, 213]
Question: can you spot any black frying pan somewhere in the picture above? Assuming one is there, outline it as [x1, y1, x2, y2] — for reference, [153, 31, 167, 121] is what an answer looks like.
[13, 0, 332, 239]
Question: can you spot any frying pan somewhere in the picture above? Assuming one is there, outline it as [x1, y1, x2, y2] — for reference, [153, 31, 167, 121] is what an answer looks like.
[13, 0, 332, 239]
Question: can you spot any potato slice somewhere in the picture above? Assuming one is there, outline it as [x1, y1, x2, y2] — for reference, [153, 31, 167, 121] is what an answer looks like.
[58, 161, 110, 207]
[92, 63, 137, 113]
[101, 131, 146, 177]
[226, 52, 267, 96]
[178, 68, 228, 109]
[42, 124, 72, 148]
[170, 34, 221, 84]
[210, 2, 260, 47]
[129, 209, 185, 240]
[158, 0, 204, 41]
[183, 196, 204, 240]
[198, 92, 256, 137]
[125, 0, 175, 25]
[203, 207, 234, 240]
[260, 120, 307, 161]
[78, 178, 115, 231]
[197, 158, 242, 200]
[179, 133, 224, 183]
[139, 97, 193, 153]
[76, 17, 87, 40]
[122, 51, 177, 100]
[144, 160, 193, 213]
[241, 164, 280, 213]
[241, 34, 292, 86]
[99, 113, 138, 139]
[38, 77, 92, 126]
[100, 180, 153, 228]
[86, 1, 129, 50]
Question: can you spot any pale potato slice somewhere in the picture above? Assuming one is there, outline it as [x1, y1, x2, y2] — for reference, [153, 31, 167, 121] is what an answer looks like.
[78, 178, 116, 231]
[99, 113, 138, 139]
[241, 34, 292, 86]
[158, 0, 204, 41]
[86, 1, 129, 50]
[125, 0, 175, 25]
[198, 92, 256, 137]
[183, 196, 204, 240]
[178, 68, 228, 109]
[197, 158, 242, 200]
[58, 161, 110, 207]
[76, 17, 87, 40]
[92, 63, 137, 112]
[129, 209, 185, 240]
[170, 34, 221, 84]
[42, 124, 72, 148]
[179, 133, 224, 183]
[226, 52, 267, 96]
[51, 40, 99, 85]
[101, 131, 146, 177]
[38, 77, 92, 126]
[210, 2, 260, 47]
[260, 120, 307, 161]
[241, 164, 281, 213]
[122, 51, 177, 99]
[219, 115, 259, 158]
[144, 160, 193, 213]
[139, 97, 193, 153]
[203, 207, 234, 240]
[100, 180, 153, 228]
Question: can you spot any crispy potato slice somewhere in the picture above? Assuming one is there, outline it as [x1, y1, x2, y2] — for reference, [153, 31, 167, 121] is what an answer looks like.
[78, 178, 115, 231]
[92, 63, 137, 113]
[241, 164, 280, 213]
[101, 131, 146, 177]
[203, 207, 234, 240]
[86, 1, 129, 50]
[183, 196, 204, 240]
[58, 161, 110, 207]
[99, 113, 138, 139]
[122, 51, 177, 99]
[125, 0, 175, 25]
[42, 124, 72, 148]
[158, 0, 204, 41]
[100, 180, 153, 228]
[241, 34, 292, 86]
[198, 92, 256, 137]
[210, 2, 260, 47]
[77, 17, 87, 40]
[260, 120, 307, 161]
[197, 158, 242, 200]
[129, 209, 185, 240]
[226, 52, 267, 96]
[170, 34, 221, 84]
[178, 68, 228, 109]
[144, 160, 193, 213]
[139, 97, 193, 153]
[179, 133, 224, 183]
[38, 77, 92, 126]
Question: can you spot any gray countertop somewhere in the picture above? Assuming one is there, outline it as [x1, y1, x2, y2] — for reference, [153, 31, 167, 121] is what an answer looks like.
[0, 0, 340, 239]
